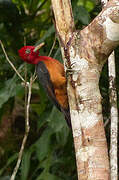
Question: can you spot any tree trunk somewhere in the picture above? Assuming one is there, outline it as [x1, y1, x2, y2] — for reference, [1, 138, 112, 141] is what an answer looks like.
[108, 52, 118, 180]
[51, 0, 119, 179]
[101, 0, 118, 179]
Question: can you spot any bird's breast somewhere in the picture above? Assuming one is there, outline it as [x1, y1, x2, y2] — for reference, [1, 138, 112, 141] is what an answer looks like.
[42, 59, 68, 109]
[42, 59, 66, 87]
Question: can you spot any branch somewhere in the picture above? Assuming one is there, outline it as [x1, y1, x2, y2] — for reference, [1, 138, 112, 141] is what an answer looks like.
[0, 40, 33, 180]
[80, 1, 119, 64]
[48, 35, 56, 57]
[0, 40, 25, 83]
[10, 78, 32, 180]
[51, 0, 75, 44]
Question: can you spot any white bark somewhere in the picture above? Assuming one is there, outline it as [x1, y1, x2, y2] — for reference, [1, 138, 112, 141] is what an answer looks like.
[62, 35, 110, 179]
[104, 17, 119, 41]
[108, 52, 118, 180]
[101, 1, 118, 179]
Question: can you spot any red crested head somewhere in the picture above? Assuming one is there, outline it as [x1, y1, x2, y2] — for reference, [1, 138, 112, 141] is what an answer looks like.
[18, 46, 39, 64]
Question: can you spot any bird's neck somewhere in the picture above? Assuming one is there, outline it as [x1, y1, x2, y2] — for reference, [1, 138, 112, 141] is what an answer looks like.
[35, 56, 54, 64]
[39, 56, 54, 61]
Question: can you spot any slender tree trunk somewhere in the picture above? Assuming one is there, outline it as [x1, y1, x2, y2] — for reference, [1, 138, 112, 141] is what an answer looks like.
[108, 52, 118, 180]
[51, 0, 119, 179]
[101, 0, 118, 179]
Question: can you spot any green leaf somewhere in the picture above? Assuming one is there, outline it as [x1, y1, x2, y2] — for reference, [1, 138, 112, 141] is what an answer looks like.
[35, 25, 55, 45]
[85, 0, 95, 12]
[53, 48, 62, 62]
[48, 107, 67, 132]
[0, 0, 20, 22]
[0, 153, 18, 176]
[0, 176, 11, 180]
[56, 127, 69, 146]
[21, 147, 35, 180]
[35, 127, 53, 161]
[0, 75, 23, 109]
[73, 6, 90, 25]
[31, 103, 46, 116]
[76, 0, 95, 12]
[36, 172, 62, 180]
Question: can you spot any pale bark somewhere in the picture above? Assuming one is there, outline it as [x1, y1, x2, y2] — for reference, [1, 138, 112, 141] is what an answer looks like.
[101, 1, 118, 179]
[51, 0, 119, 179]
[108, 52, 118, 180]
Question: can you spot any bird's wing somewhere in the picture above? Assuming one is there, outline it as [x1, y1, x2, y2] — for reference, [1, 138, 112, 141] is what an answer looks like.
[36, 61, 62, 111]
[36, 61, 71, 128]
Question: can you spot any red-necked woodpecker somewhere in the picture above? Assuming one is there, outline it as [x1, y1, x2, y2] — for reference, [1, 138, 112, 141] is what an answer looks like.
[18, 45, 71, 127]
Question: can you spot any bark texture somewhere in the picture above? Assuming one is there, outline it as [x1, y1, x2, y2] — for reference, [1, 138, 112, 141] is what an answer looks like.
[101, 0, 118, 179]
[51, 0, 119, 179]
[108, 52, 118, 180]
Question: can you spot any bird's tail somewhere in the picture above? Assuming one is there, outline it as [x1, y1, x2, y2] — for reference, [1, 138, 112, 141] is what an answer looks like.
[61, 107, 71, 128]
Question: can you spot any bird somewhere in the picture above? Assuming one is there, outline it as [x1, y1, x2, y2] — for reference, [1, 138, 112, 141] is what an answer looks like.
[18, 45, 71, 128]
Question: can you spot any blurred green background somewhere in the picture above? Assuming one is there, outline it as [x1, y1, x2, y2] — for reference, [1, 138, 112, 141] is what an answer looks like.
[0, 0, 118, 179]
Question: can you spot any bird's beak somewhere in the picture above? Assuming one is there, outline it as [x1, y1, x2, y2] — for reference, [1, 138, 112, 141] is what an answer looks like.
[33, 42, 45, 52]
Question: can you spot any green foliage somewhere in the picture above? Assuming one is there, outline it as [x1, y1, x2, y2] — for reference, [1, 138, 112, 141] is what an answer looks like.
[73, 6, 90, 25]
[21, 147, 35, 180]
[0, 153, 18, 176]
[0, 0, 118, 179]
[0, 75, 23, 109]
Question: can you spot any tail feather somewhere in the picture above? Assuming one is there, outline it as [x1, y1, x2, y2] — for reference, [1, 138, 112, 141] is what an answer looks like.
[61, 107, 71, 128]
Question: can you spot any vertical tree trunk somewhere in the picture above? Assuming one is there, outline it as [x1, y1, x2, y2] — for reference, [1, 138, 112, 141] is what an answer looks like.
[51, 0, 119, 179]
[101, 0, 118, 179]
[108, 52, 118, 180]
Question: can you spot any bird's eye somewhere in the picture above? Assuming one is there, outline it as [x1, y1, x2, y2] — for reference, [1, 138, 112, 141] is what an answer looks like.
[25, 49, 31, 54]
